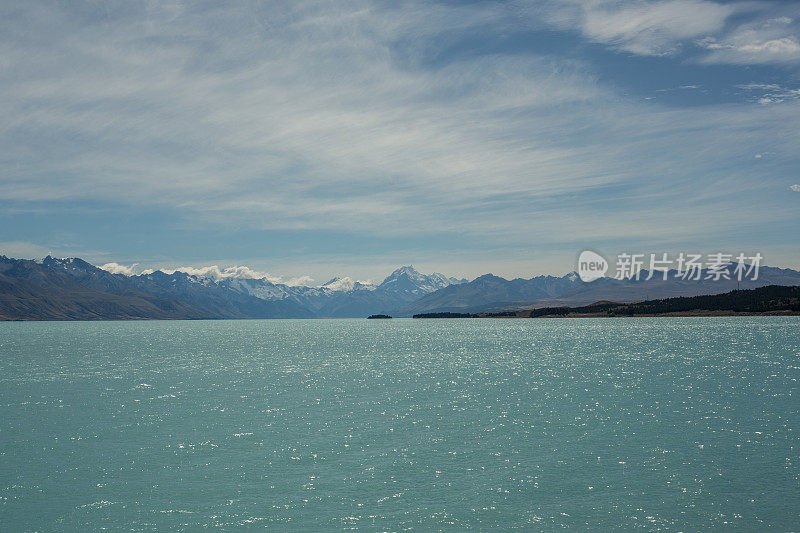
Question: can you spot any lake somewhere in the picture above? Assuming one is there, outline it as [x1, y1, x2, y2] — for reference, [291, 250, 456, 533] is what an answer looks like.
[1, 317, 798, 530]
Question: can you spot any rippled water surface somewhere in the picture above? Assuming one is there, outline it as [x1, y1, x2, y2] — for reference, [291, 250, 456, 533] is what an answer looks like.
[1, 318, 799, 530]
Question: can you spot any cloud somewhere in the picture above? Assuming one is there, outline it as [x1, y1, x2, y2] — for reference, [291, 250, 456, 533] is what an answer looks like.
[100, 262, 139, 276]
[791, 184, 800, 192]
[542, 1, 800, 65]
[0, 241, 108, 261]
[0, 0, 798, 272]
[737, 83, 800, 104]
[543, 0, 735, 56]
[698, 15, 800, 64]
[0, 241, 52, 258]
[153, 265, 281, 283]
[0, 0, 615, 241]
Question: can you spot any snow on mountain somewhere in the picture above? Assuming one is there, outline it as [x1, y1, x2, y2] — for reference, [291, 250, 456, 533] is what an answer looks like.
[28, 256, 315, 318]
[216, 265, 464, 316]
[321, 277, 377, 292]
[217, 277, 295, 300]
[106, 262, 321, 291]
[24, 256, 800, 320]
[322, 276, 356, 292]
[89, 259, 468, 316]
[377, 266, 464, 296]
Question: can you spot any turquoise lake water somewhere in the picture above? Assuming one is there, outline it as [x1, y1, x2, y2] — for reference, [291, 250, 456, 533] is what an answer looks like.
[1, 317, 798, 530]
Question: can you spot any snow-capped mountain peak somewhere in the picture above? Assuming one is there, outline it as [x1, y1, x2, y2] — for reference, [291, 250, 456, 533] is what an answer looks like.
[381, 265, 424, 283]
[378, 265, 464, 296]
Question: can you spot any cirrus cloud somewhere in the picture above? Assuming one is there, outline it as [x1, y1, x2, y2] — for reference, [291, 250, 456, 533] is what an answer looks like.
[699, 16, 800, 64]
[1, 1, 799, 277]
[541, 0, 736, 56]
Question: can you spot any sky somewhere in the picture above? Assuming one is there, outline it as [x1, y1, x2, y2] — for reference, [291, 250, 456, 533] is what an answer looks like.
[2, 0, 799, 284]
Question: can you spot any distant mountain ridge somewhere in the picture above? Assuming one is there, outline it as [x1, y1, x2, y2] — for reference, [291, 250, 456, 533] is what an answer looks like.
[38, 256, 311, 319]
[2, 255, 800, 320]
[414, 285, 800, 318]
[393, 265, 800, 316]
[0, 257, 466, 320]
[207, 264, 466, 317]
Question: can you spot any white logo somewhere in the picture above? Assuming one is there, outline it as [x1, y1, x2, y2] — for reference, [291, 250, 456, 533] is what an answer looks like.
[578, 250, 608, 282]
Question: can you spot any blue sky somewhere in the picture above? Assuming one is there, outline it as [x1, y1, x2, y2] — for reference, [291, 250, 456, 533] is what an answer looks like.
[2, 0, 799, 284]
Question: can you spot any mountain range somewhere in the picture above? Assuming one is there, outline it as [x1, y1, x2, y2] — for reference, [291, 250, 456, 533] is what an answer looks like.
[2, 255, 799, 320]
[0, 257, 466, 320]
[396, 266, 800, 315]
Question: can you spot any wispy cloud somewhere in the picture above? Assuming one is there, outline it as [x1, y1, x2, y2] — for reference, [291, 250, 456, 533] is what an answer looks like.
[540, 0, 735, 56]
[0, 1, 798, 276]
[698, 15, 800, 64]
[541, 0, 800, 65]
[0, 3, 606, 226]
[737, 82, 800, 104]
[0, 241, 53, 258]
[0, 240, 109, 261]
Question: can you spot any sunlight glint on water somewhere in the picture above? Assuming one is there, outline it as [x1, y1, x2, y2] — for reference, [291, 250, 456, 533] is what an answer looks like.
[1, 317, 798, 530]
